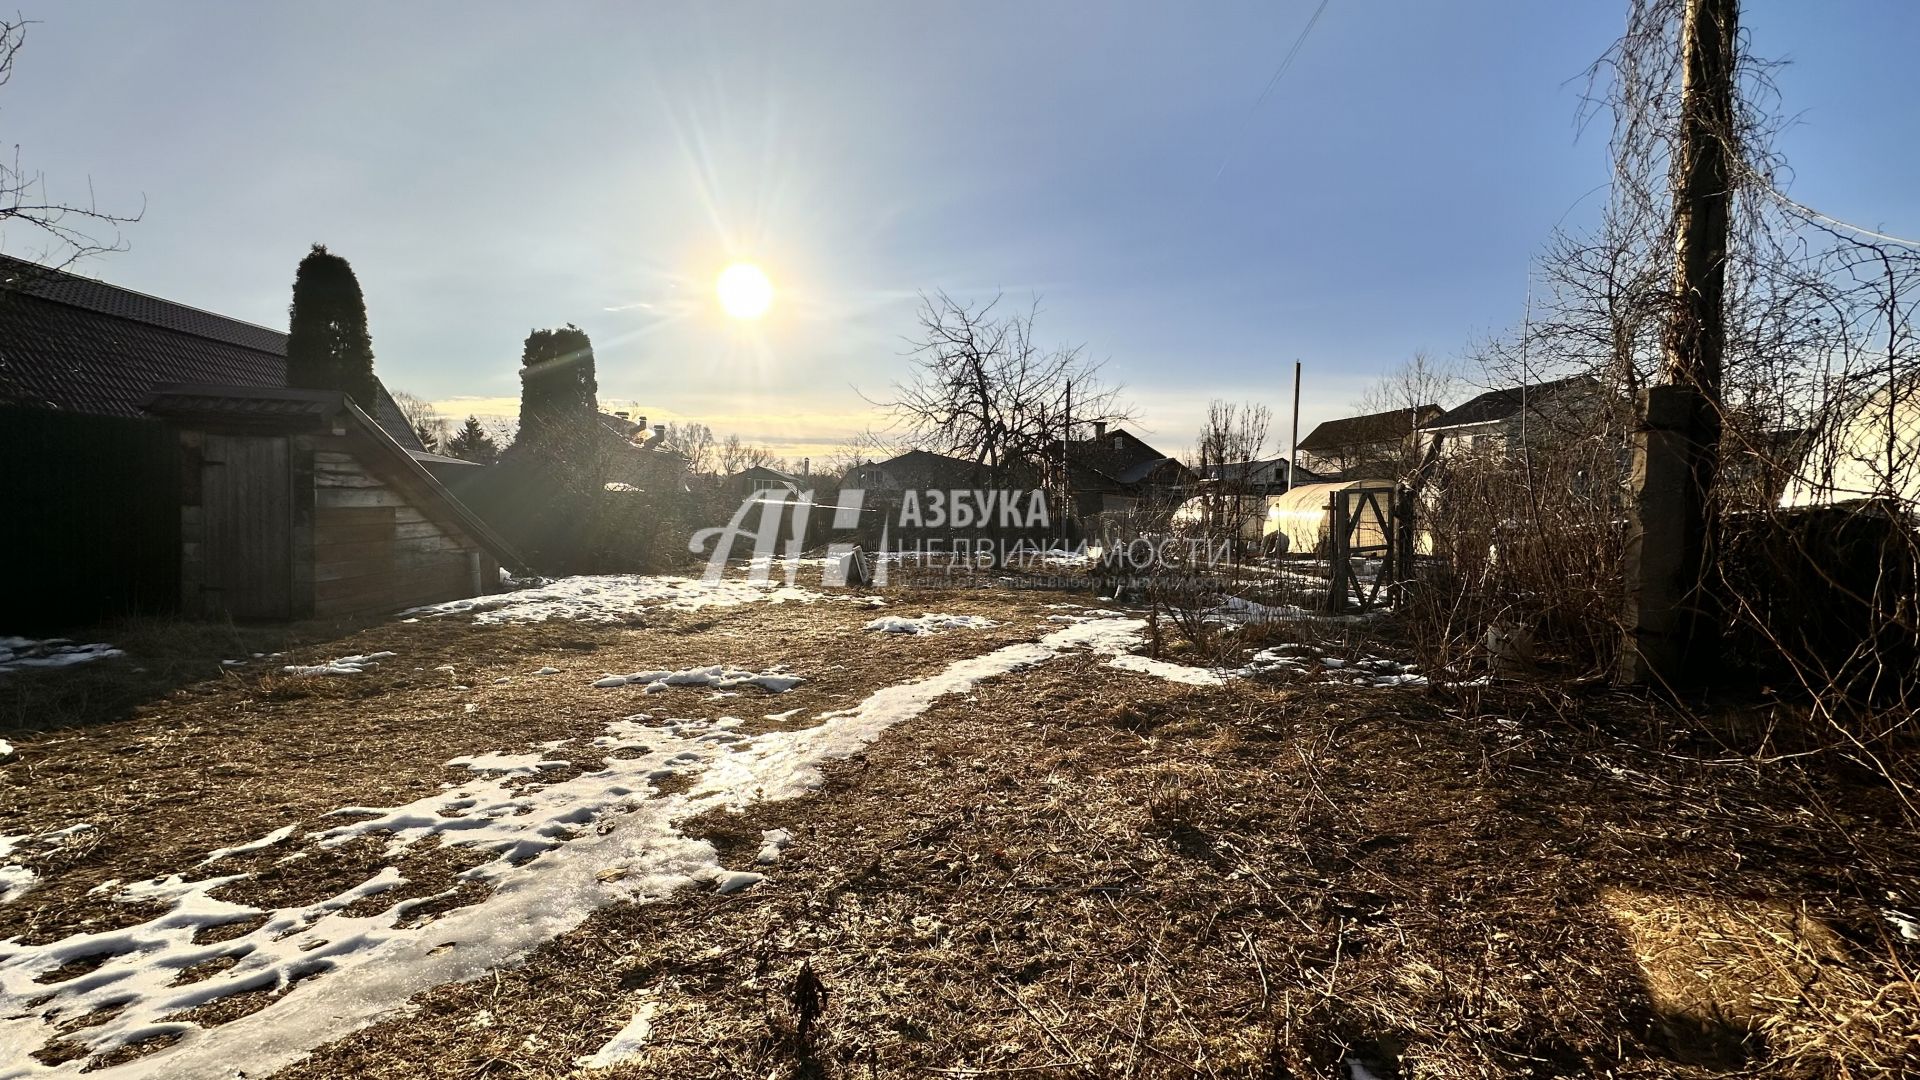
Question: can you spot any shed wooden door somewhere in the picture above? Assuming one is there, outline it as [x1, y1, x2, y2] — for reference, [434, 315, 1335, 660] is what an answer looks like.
[201, 434, 293, 619]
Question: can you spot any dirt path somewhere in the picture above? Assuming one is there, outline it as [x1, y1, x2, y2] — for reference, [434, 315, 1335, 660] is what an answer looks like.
[3, 577, 1917, 1079]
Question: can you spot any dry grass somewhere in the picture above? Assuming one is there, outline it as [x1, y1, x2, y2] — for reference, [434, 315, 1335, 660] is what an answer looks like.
[6, 587, 1918, 1078]
[273, 661, 1917, 1079]
[0, 590, 1068, 946]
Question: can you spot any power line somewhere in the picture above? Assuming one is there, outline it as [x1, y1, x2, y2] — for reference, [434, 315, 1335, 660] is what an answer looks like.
[1211, 0, 1334, 185]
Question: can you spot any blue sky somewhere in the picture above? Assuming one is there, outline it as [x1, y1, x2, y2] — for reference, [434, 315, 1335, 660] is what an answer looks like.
[7, 2, 1917, 461]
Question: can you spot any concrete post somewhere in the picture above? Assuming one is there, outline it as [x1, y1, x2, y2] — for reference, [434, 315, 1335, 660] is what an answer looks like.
[1617, 384, 1717, 685]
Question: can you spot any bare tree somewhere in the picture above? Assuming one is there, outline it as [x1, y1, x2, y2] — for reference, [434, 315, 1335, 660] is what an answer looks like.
[0, 18, 142, 267]
[1356, 350, 1462, 484]
[715, 433, 784, 476]
[821, 431, 902, 480]
[1188, 400, 1273, 545]
[717, 434, 747, 476]
[870, 292, 1130, 480]
[661, 421, 715, 476]
[389, 389, 450, 451]
[741, 444, 783, 471]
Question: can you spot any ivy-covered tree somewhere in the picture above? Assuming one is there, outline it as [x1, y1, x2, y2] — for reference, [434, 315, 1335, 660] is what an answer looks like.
[516, 324, 599, 454]
[286, 244, 378, 406]
[445, 415, 500, 465]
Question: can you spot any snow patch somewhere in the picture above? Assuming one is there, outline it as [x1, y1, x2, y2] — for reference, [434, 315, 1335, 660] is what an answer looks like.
[0, 619, 1150, 1078]
[713, 871, 765, 894]
[402, 574, 829, 625]
[445, 753, 572, 775]
[0, 864, 36, 904]
[755, 829, 793, 865]
[280, 651, 395, 676]
[199, 825, 297, 866]
[0, 637, 124, 674]
[863, 613, 999, 635]
[575, 998, 657, 1069]
[1106, 654, 1227, 686]
[592, 665, 802, 694]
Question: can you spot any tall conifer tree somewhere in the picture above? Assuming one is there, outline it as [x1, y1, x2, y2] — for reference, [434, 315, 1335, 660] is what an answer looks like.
[286, 244, 378, 406]
[445, 415, 500, 464]
[516, 325, 599, 454]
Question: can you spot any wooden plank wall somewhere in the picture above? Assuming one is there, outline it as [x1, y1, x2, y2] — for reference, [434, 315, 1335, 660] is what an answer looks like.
[199, 433, 293, 618]
[306, 436, 496, 617]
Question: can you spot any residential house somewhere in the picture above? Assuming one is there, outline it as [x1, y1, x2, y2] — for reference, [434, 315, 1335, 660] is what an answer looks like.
[1054, 423, 1195, 519]
[1295, 405, 1442, 481]
[841, 449, 991, 493]
[1184, 456, 1323, 546]
[729, 465, 800, 498]
[594, 412, 690, 491]
[0, 254, 519, 626]
[1194, 456, 1321, 494]
[1417, 375, 1607, 461]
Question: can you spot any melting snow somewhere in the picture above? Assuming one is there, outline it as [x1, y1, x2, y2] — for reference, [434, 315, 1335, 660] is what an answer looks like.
[755, 829, 793, 865]
[713, 870, 765, 894]
[402, 574, 829, 625]
[0, 618, 1162, 1078]
[0, 864, 35, 904]
[0, 637, 124, 674]
[864, 613, 999, 635]
[591, 665, 802, 693]
[445, 753, 572, 775]
[575, 998, 658, 1069]
[280, 652, 395, 676]
[1886, 909, 1920, 942]
[199, 825, 297, 866]
[1106, 654, 1228, 686]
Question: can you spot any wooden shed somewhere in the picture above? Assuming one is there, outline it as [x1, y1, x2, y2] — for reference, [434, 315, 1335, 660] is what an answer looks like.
[144, 385, 522, 620]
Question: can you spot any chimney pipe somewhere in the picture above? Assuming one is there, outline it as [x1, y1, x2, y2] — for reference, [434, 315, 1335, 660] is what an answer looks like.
[1092, 420, 1106, 440]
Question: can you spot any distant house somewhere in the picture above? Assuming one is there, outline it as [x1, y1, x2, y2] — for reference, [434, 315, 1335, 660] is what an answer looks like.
[482, 409, 687, 496]
[593, 413, 690, 492]
[1053, 423, 1195, 518]
[0, 254, 518, 626]
[1295, 405, 1442, 480]
[1194, 456, 1321, 494]
[729, 465, 800, 497]
[842, 449, 990, 492]
[1781, 373, 1920, 509]
[1417, 375, 1605, 460]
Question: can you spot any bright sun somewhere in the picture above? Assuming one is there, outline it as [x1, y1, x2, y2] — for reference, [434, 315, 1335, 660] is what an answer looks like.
[715, 262, 773, 320]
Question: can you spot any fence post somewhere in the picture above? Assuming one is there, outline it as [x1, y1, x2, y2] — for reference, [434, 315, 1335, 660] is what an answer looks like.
[1326, 492, 1350, 613]
[1395, 486, 1416, 589]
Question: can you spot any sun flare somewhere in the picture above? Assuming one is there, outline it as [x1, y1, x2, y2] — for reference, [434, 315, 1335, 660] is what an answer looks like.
[715, 262, 773, 320]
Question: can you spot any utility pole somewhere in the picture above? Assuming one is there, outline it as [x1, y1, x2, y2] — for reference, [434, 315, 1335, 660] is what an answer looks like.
[1289, 361, 1302, 490]
[1618, 0, 1736, 686]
